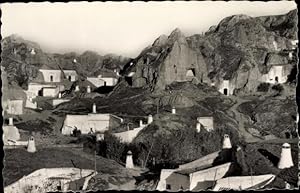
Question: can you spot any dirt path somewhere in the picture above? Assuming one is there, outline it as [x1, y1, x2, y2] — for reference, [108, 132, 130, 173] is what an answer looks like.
[227, 96, 263, 143]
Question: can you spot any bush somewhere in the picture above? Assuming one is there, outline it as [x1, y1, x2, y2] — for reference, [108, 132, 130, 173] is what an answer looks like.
[102, 132, 126, 164]
[257, 83, 270, 92]
[271, 84, 284, 93]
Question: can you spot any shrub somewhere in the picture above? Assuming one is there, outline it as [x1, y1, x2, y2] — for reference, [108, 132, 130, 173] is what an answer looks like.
[257, 83, 270, 92]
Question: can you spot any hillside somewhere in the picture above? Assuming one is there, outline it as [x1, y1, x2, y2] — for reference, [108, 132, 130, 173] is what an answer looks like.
[1, 34, 131, 89]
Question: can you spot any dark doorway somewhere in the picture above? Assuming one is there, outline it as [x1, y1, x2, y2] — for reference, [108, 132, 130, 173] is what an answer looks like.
[38, 89, 43, 96]
[50, 75, 53, 82]
[57, 186, 61, 191]
[223, 88, 228, 96]
[166, 184, 171, 190]
[285, 132, 291, 139]
[68, 76, 72, 81]
[275, 76, 279, 83]
[125, 76, 133, 86]
[104, 81, 107, 86]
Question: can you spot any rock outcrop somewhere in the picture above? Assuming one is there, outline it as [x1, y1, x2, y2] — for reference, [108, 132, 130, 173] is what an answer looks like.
[124, 9, 297, 94]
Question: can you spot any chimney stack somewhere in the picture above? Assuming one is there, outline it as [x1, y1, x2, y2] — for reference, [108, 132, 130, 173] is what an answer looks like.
[96, 133, 104, 142]
[139, 120, 143, 127]
[172, 107, 176, 114]
[196, 122, 201, 133]
[147, 115, 153, 124]
[58, 93, 62, 98]
[92, 103, 97, 113]
[222, 134, 232, 149]
[126, 150, 134, 169]
[27, 136, 36, 153]
[75, 85, 80, 92]
[9, 117, 13, 126]
[278, 143, 294, 169]
[87, 85, 91, 93]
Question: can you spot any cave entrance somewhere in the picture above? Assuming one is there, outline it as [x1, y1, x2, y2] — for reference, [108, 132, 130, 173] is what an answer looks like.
[275, 76, 279, 83]
[125, 76, 133, 86]
[223, 88, 228, 96]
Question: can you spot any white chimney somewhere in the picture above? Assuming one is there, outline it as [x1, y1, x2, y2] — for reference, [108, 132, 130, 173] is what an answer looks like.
[296, 113, 299, 123]
[278, 143, 294, 169]
[58, 93, 62, 98]
[222, 134, 232, 149]
[289, 52, 293, 59]
[30, 48, 36, 55]
[196, 122, 201, 133]
[172, 107, 176, 114]
[9, 117, 13, 126]
[147, 114, 153, 124]
[75, 85, 80, 92]
[92, 103, 97, 113]
[96, 133, 104, 142]
[87, 85, 91, 93]
[27, 136, 36, 153]
[285, 181, 291, 189]
[126, 150, 134, 169]
[73, 58, 77, 63]
[139, 120, 143, 127]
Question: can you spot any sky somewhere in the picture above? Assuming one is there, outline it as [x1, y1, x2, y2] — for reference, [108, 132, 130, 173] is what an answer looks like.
[1, 1, 297, 57]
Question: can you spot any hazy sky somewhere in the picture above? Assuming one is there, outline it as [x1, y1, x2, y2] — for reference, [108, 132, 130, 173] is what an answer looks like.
[1, 1, 297, 57]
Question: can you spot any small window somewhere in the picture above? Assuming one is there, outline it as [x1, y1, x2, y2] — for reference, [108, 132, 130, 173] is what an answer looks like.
[166, 184, 171, 190]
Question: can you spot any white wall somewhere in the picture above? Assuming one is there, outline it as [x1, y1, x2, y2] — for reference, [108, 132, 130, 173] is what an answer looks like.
[87, 77, 106, 87]
[42, 87, 59, 97]
[100, 77, 118, 86]
[4, 168, 95, 193]
[218, 80, 235, 96]
[156, 169, 178, 191]
[3, 125, 20, 145]
[61, 114, 122, 135]
[197, 117, 214, 132]
[52, 99, 70, 106]
[113, 125, 146, 143]
[212, 174, 275, 191]
[39, 69, 62, 83]
[189, 162, 231, 190]
[261, 65, 287, 84]
[7, 100, 23, 115]
[63, 70, 77, 82]
[178, 151, 220, 170]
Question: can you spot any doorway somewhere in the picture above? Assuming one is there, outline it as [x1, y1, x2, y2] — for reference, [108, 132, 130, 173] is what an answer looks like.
[125, 76, 133, 86]
[68, 76, 72, 81]
[50, 75, 53, 82]
[275, 76, 279, 83]
[223, 88, 228, 96]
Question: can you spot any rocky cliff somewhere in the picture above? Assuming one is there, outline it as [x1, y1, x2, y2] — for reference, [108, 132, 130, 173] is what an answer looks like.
[125, 9, 297, 94]
[1, 34, 130, 89]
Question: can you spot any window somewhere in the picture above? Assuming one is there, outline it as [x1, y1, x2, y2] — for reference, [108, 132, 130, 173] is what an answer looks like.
[166, 184, 171, 190]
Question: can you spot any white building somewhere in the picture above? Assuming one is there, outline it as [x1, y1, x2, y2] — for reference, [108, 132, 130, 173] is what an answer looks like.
[7, 99, 23, 115]
[51, 99, 71, 107]
[197, 117, 214, 132]
[3, 118, 20, 145]
[218, 80, 235, 96]
[4, 168, 96, 193]
[39, 69, 62, 83]
[113, 124, 147, 143]
[42, 87, 60, 97]
[87, 73, 118, 87]
[261, 65, 288, 84]
[61, 113, 124, 135]
[25, 83, 65, 98]
[63, 70, 78, 82]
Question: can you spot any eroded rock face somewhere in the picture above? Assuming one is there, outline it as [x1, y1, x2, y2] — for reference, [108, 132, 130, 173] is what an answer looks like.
[126, 9, 297, 94]
[128, 28, 209, 91]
